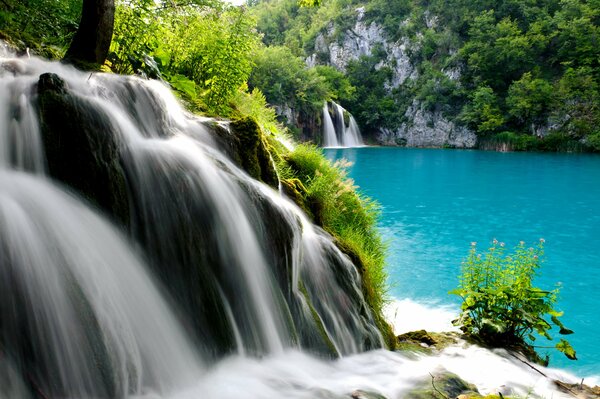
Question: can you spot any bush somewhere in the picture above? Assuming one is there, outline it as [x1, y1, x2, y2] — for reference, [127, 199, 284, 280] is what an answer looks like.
[451, 239, 576, 363]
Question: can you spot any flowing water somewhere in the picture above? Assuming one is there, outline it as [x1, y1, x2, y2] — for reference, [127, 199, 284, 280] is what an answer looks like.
[322, 101, 363, 148]
[326, 147, 600, 380]
[0, 47, 591, 398]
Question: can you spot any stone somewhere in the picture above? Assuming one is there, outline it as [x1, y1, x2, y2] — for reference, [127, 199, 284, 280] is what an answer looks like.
[377, 100, 477, 148]
[37, 72, 130, 227]
[405, 369, 480, 399]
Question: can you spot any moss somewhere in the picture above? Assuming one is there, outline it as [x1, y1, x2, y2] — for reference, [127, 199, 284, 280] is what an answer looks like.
[280, 144, 395, 349]
[398, 330, 437, 346]
[280, 178, 313, 217]
[297, 281, 340, 357]
[405, 370, 479, 399]
[229, 117, 279, 189]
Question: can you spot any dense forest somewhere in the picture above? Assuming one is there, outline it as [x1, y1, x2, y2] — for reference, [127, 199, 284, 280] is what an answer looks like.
[2, 0, 598, 150]
[249, 0, 600, 150]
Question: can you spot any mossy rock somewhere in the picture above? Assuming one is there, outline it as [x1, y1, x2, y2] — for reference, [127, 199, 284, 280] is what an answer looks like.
[280, 178, 313, 217]
[398, 330, 437, 346]
[349, 389, 388, 399]
[229, 117, 279, 189]
[397, 330, 460, 354]
[405, 369, 479, 399]
[37, 72, 130, 227]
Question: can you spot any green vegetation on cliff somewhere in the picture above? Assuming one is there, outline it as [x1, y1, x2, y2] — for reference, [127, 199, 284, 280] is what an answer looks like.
[278, 145, 393, 346]
[249, 0, 600, 150]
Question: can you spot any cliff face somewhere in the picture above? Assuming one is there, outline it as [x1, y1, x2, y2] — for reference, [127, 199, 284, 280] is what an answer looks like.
[306, 7, 477, 148]
[378, 101, 477, 148]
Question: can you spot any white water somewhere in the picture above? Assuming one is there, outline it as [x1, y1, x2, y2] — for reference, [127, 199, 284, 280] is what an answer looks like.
[322, 101, 364, 148]
[322, 102, 337, 147]
[0, 50, 592, 398]
[384, 299, 459, 334]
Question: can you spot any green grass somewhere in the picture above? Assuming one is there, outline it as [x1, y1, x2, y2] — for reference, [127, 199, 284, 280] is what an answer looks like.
[280, 144, 394, 347]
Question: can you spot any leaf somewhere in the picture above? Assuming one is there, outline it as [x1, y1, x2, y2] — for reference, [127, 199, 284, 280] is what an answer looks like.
[559, 328, 574, 335]
[551, 315, 565, 328]
[168, 74, 196, 98]
[556, 339, 577, 360]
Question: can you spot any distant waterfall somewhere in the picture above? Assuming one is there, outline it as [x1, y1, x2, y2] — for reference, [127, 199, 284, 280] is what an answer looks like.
[322, 101, 364, 148]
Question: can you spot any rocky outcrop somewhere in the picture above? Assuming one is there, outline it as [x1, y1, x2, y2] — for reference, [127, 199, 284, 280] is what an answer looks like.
[377, 101, 477, 148]
[311, 8, 416, 87]
[306, 9, 478, 148]
[37, 73, 131, 226]
[406, 369, 480, 399]
[33, 71, 384, 360]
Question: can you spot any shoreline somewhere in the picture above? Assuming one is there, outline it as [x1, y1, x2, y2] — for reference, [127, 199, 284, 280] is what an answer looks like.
[384, 298, 600, 391]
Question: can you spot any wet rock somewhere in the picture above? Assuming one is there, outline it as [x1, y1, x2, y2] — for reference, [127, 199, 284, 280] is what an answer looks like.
[406, 369, 479, 399]
[396, 330, 460, 354]
[554, 380, 600, 399]
[229, 117, 279, 189]
[37, 72, 130, 227]
[350, 389, 388, 399]
[398, 330, 437, 346]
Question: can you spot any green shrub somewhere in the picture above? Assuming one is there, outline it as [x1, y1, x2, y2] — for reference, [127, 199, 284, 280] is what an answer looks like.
[451, 239, 576, 363]
[586, 132, 600, 151]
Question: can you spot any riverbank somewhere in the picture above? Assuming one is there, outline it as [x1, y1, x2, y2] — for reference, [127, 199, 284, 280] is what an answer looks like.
[384, 298, 600, 398]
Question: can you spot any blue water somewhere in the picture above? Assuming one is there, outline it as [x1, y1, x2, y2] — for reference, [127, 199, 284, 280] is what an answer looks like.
[325, 147, 600, 378]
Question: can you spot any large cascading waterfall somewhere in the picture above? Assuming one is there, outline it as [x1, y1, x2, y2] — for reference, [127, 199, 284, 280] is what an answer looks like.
[0, 49, 383, 397]
[0, 48, 589, 399]
[322, 101, 364, 148]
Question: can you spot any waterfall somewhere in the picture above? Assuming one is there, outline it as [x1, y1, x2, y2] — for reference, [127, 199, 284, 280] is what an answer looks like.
[322, 101, 364, 148]
[0, 50, 587, 399]
[322, 102, 337, 147]
[0, 51, 384, 397]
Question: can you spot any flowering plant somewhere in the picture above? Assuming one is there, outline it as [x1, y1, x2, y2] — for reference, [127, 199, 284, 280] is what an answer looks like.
[451, 239, 576, 362]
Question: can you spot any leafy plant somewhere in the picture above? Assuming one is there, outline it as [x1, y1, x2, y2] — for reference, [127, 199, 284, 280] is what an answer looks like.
[451, 239, 576, 362]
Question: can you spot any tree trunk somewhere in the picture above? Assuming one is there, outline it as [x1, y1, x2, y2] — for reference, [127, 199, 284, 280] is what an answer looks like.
[64, 0, 115, 66]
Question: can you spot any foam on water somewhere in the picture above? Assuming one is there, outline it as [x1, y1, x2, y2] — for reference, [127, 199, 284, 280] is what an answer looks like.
[384, 298, 459, 334]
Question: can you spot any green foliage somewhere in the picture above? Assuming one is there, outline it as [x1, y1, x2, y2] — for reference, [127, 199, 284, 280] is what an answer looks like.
[250, 0, 600, 148]
[0, 0, 81, 57]
[110, 0, 259, 114]
[314, 65, 356, 102]
[461, 12, 533, 90]
[231, 86, 281, 135]
[344, 55, 400, 131]
[451, 240, 576, 362]
[460, 86, 505, 133]
[507, 72, 553, 128]
[248, 46, 329, 116]
[552, 67, 600, 139]
[248, 46, 357, 123]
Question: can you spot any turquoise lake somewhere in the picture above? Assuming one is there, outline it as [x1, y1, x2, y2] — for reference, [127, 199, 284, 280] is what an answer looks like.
[325, 147, 600, 378]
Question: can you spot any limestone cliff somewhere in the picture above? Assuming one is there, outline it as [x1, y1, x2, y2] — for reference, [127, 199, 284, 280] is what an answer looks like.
[305, 7, 477, 148]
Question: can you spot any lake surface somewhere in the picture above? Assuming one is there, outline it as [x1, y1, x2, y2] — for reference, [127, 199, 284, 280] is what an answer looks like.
[325, 147, 600, 378]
